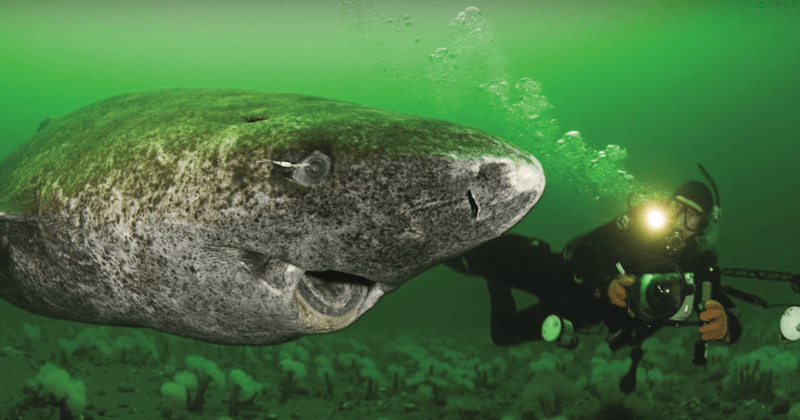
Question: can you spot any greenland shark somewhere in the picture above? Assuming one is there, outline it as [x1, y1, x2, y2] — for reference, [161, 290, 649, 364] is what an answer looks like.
[0, 89, 544, 345]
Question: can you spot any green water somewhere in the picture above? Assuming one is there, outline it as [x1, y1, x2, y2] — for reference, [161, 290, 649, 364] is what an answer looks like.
[0, 1, 799, 419]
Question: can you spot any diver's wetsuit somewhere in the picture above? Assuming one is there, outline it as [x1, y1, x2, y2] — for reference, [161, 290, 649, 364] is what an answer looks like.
[446, 212, 743, 349]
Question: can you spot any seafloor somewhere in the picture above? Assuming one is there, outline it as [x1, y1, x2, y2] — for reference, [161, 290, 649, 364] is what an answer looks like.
[1, 308, 797, 420]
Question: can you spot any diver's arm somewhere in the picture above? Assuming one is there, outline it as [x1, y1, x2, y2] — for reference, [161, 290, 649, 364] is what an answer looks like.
[707, 264, 743, 344]
[565, 220, 631, 296]
[693, 259, 742, 345]
[723, 307, 743, 344]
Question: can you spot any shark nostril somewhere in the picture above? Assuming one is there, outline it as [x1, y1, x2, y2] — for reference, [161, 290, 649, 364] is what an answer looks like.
[467, 189, 479, 219]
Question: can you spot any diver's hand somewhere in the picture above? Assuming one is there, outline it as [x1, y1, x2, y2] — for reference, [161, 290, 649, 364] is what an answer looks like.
[608, 274, 635, 308]
[699, 300, 731, 343]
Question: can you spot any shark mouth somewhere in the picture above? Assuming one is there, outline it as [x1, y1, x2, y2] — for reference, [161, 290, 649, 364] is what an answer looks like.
[284, 263, 376, 332]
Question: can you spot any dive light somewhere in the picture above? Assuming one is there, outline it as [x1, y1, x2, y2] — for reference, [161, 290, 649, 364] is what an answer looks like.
[779, 306, 800, 343]
[644, 204, 686, 252]
[542, 314, 578, 349]
[645, 207, 667, 230]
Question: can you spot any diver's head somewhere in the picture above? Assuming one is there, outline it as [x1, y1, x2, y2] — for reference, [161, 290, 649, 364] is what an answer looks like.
[665, 181, 714, 252]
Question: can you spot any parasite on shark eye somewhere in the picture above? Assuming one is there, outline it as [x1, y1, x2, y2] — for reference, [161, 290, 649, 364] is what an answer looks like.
[292, 151, 332, 187]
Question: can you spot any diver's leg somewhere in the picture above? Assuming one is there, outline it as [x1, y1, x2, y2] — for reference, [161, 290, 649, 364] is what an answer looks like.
[486, 277, 551, 345]
[487, 277, 604, 346]
[446, 234, 552, 291]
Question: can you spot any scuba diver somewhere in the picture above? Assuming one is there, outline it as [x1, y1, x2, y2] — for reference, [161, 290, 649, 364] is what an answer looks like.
[446, 166, 740, 370]
[446, 164, 800, 392]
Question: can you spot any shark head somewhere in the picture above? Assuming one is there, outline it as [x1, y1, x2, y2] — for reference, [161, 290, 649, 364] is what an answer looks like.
[249, 109, 544, 339]
[0, 89, 543, 344]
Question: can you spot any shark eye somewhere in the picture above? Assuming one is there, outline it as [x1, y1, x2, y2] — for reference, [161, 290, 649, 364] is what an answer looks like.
[292, 151, 332, 187]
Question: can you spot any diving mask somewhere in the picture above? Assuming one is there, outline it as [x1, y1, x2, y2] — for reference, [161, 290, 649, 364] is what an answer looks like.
[664, 197, 706, 252]
[670, 197, 705, 232]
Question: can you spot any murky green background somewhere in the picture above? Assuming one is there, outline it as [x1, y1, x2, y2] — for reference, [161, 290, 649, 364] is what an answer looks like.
[0, 1, 798, 419]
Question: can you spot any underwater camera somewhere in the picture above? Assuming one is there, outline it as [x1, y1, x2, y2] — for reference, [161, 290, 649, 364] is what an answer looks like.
[542, 258, 702, 350]
[542, 260, 698, 345]
[544, 265, 800, 351]
[625, 259, 697, 324]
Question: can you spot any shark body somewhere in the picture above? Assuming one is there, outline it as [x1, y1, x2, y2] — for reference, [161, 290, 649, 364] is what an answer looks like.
[0, 89, 544, 345]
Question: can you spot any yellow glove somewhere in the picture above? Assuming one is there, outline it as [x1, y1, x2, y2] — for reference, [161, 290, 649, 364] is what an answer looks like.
[608, 274, 636, 317]
[699, 300, 731, 343]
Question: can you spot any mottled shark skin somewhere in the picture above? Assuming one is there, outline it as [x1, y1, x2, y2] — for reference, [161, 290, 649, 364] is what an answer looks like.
[0, 89, 544, 345]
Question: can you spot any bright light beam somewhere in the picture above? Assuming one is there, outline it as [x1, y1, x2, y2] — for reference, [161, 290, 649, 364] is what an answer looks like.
[647, 209, 667, 230]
